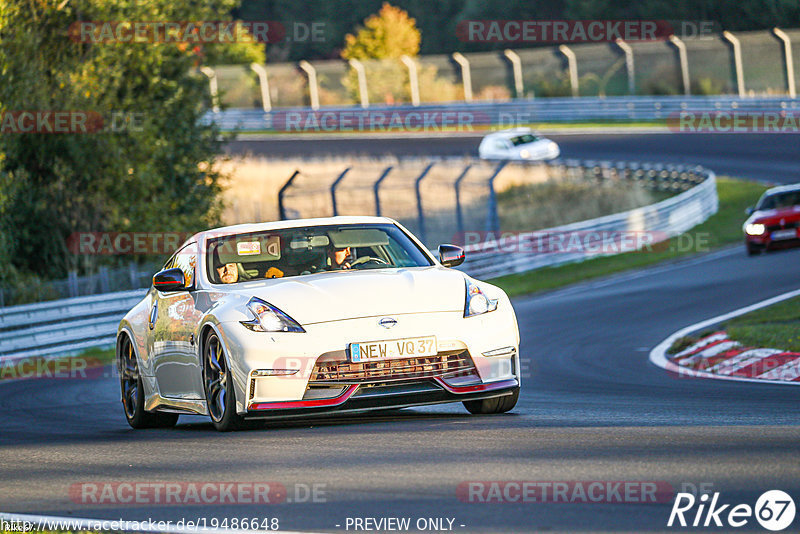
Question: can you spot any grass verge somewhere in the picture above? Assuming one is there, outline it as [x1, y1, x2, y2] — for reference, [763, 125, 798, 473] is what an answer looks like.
[726, 296, 800, 352]
[489, 177, 767, 297]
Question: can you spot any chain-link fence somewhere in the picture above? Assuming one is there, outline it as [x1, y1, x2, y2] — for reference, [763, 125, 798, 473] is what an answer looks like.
[206, 29, 799, 110]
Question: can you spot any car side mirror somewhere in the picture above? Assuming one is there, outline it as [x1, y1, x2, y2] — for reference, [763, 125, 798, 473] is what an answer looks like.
[153, 267, 186, 292]
[438, 244, 465, 268]
[745, 206, 754, 215]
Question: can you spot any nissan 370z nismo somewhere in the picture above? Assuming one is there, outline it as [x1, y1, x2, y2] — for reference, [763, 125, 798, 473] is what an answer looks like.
[117, 217, 521, 431]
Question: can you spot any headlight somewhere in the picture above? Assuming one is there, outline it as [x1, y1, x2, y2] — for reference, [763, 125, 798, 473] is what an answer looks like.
[549, 141, 559, 151]
[519, 149, 531, 159]
[745, 223, 766, 236]
[465, 280, 498, 318]
[241, 296, 305, 333]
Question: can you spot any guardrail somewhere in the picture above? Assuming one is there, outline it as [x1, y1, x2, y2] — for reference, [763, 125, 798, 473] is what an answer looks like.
[0, 290, 146, 362]
[0, 158, 717, 362]
[207, 95, 800, 131]
[458, 163, 717, 279]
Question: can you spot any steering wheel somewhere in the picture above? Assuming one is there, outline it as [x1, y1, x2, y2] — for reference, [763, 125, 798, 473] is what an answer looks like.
[350, 256, 389, 268]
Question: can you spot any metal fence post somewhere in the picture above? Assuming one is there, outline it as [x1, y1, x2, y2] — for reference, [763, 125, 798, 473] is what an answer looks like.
[453, 164, 472, 238]
[722, 31, 746, 97]
[348, 59, 369, 108]
[415, 163, 436, 243]
[615, 39, 635, 95]
[773, 28, 796, 98]
[503, 50, 524, 99]
[99, 266, 110, 293]
[400, 55, 420, 106]
[298, 60, 320, 110]
[199, 67, 220, 112]
[452, 52, 473, 102]
[486, 161, 508, 234]
[330, 167, 351, 216]
[558, 45, 579, 97]
[278, 170, 301, 220]
[668, 35, 691, 96]
[373, 166, 394, 216]
[68, 270, 79, 297]
[129, 262, 138, 289]
[250, 63, 272, 112]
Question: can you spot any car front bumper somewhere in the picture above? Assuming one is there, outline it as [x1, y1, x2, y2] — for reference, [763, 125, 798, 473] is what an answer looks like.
[215, 307, 521, 415]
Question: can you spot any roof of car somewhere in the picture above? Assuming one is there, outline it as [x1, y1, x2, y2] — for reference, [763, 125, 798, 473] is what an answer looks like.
[192, 216, 397, 242]
[765, 182, 800, 195]
[483, 127, 536, 140]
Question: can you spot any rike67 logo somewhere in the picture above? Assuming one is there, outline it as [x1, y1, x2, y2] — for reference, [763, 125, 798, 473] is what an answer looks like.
[668, 490, 795, 531]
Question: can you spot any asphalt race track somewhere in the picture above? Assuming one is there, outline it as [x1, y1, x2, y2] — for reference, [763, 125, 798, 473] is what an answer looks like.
[2, 134, 800, 532]
[226, 132, 800, 184]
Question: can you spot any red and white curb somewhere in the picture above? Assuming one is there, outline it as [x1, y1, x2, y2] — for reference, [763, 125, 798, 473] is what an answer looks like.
[649, 288, 800, 385]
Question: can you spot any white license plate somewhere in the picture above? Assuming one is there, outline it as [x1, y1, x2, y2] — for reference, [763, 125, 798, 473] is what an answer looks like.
[771, 229, 797, 240]
[350, 336, 437, 362]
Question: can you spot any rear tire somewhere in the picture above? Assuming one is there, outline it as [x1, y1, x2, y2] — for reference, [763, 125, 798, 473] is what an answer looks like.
[204, 331, 245, 432]
[119, 335, 179, 429]
[463, 388, 519, 414]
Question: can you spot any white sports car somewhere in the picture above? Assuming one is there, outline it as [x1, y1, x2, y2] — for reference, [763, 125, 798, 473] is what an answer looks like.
[117, 217, 521, 431]
[478, 128, 560, 161]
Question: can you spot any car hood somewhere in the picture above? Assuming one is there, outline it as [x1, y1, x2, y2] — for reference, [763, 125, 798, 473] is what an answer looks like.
[749, 205, 800, 225]
[233, 267, 467, 324]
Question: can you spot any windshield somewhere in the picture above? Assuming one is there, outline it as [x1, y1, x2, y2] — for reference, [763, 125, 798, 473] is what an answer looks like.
[757, 191, 800, 211]
[509, 134, 540, 146]
[205, 223, 433, 284]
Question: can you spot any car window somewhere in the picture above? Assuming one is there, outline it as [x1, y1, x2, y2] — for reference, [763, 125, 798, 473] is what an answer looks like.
[509, 134, 540, 146]
[172, 242, 198, 288]
[758, 191, 800, 210]
[206, 223, 433, 284]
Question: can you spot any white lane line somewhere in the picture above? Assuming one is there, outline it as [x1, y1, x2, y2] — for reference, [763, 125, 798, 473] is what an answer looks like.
[0, 511, 325, 534]
[649, 287, 800, 386]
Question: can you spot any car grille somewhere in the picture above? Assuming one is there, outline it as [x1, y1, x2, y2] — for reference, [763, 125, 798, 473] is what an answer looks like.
[308, 350, 477, 385]
[766, 221, 799, 231]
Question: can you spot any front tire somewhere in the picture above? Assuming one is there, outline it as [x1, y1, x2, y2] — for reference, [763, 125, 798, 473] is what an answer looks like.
[203, 331, 245, 431]
[119, 335, 179, 429]
[463, 388, 519, 414]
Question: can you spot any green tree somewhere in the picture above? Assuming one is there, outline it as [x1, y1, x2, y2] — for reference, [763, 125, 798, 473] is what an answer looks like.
[341, 2, 420, 60]
[0, 0, 246, 288]
[339, 3, 423, 104]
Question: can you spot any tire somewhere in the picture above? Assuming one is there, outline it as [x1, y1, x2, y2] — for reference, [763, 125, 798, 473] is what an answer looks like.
[119, 335, 179, 429]
[203, 331, 245, 432]
[463, 387, 520, 415]
[746, 243, 761, 256]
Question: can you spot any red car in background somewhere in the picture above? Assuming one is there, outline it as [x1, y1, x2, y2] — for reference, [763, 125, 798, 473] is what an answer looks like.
[743, 183, 800, 255]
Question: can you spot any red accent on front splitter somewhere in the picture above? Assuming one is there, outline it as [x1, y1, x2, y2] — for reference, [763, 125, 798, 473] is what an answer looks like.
[433, 377, 518, 394]
[248, 384, 359, 411]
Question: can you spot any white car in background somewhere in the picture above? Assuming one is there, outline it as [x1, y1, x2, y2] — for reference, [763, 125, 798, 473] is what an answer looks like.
[478, 128, 560, 161]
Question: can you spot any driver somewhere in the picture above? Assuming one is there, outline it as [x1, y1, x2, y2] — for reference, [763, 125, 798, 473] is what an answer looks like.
[328, 245, 351, 270]
[216, 262, 239, 284]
